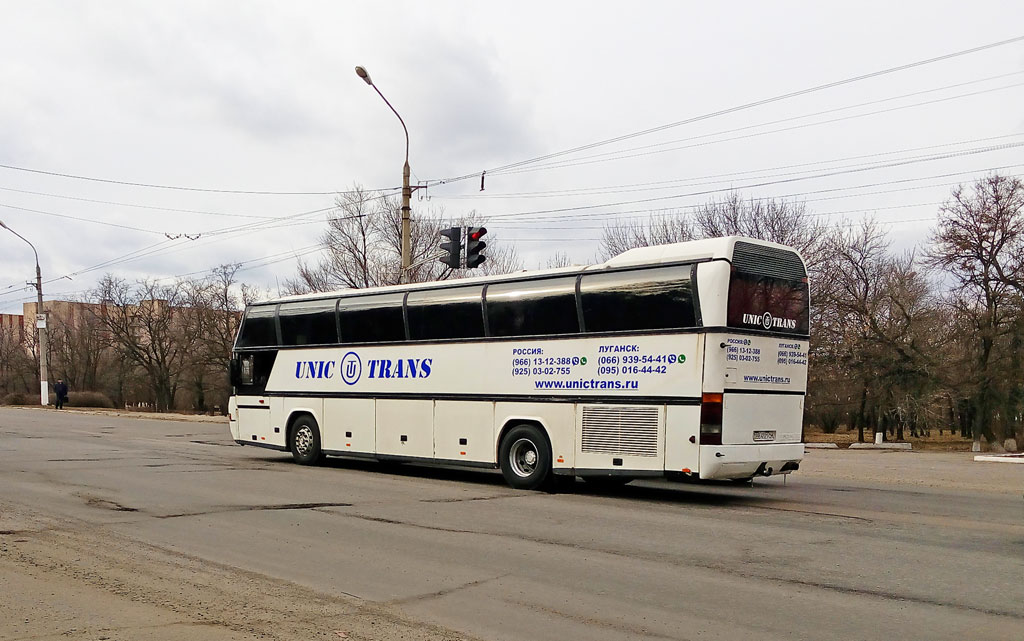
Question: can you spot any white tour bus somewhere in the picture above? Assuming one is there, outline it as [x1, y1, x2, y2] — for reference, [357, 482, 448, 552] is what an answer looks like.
[228, 236, 808, 490]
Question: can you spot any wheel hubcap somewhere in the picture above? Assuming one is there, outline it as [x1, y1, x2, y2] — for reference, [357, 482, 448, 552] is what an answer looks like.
[295, 426, 313, 455]
[509, 438, 538, 477]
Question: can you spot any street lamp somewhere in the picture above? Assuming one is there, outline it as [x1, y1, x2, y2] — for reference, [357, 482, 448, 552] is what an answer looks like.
[0, 219, 50, 406]
[354, 65, 412, 280]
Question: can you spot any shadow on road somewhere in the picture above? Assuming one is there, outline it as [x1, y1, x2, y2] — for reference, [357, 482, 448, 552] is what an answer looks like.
[246, 453, 777, 508]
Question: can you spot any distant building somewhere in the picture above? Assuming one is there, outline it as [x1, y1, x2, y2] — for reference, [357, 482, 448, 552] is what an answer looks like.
[0, 312, 25, 343]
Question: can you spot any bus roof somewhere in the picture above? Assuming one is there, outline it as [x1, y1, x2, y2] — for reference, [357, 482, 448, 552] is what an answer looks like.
[257, 235, 800, 306]
[600, 235, 799, 268]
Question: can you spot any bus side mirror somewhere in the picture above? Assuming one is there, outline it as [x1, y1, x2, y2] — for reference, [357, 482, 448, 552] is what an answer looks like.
[229, 357, 241, 387]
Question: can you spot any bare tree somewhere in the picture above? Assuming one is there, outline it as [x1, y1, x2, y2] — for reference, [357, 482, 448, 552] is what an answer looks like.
[177, 264, 252, 412]
[90, 276, 202, 411]
[693, 193, 830, 273]
[287, 185, 522, 293]
[811, 219, 947, 441]
[47, 307, 112, 392]
[600, 193, 828, 271]
[600, 211, 695, 259]
[182, 264, 248, 372]
[0, 321, 34, 396]
[545, 251, 577, 269]
[926, 174, 1024, 446]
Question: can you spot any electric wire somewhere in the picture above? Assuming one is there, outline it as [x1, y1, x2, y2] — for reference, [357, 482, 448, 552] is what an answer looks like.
[485, 81, 1024, 177]
[0, 202, 168, 234]
[0, 185, 314, 220]
[473, 70, 1024, 181]
[436, 133, 1024, 201]
[492, 173, 1024, 227]
[0, 162, 398, 196]
[433, 34, 1024, 185]
[465, 146, 1024, 223]
[476, 164, 1024, 228]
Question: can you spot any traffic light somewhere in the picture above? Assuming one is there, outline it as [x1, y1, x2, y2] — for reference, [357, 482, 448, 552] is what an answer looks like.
[439, 227, 461, 268]
[465, 227, 487, 268]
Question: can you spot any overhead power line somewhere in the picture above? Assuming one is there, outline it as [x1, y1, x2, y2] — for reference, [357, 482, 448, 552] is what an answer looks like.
[434, 34, 1024, 185]
[477, 70, 1024, 179]
[470, 144, 1024, 223]
[0, 162, 396, 196]
[435, 133, 1024, 200]
[492, 170, 1024, 228]
[476, 164, 1024, 226]
[0, 202, 167, 234]
[484, 81, 1024, 178]
[0, 185, 313, 220]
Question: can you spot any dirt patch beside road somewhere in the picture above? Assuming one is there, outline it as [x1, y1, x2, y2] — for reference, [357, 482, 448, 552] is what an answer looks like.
[0, 507, 477, 641]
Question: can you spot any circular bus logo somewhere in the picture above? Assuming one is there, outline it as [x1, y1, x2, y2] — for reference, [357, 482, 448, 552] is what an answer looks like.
[761, 312, 773, 329]
[340, 351, 362, 386]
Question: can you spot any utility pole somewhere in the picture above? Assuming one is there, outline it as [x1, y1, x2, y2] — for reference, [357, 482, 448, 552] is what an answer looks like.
[0, 219, 49, 405]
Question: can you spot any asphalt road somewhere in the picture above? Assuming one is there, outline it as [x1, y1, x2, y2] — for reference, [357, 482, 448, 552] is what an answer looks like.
[1, 407, 1022, 641]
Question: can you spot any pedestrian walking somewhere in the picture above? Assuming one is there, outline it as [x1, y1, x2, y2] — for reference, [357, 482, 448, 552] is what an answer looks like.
[54, 379, 68, 410]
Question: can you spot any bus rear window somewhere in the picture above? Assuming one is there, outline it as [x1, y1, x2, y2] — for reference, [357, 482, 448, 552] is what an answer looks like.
[727, 242, 808, 335]
[727, 273, 808, 334]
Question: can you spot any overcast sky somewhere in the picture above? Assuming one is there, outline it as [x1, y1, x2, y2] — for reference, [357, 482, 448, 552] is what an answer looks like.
[1, 1, 1023, 313]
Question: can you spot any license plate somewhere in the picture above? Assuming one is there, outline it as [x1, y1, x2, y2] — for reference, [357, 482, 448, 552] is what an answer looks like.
[753, 430, 776, 442]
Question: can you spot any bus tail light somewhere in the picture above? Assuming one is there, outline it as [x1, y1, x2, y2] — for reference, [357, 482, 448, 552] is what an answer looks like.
[700, 392, 723, 445]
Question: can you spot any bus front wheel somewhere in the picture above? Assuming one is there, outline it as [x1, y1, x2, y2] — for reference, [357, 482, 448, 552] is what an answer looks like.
[499, 424, 552, 490]
[289, 415, 323, 465]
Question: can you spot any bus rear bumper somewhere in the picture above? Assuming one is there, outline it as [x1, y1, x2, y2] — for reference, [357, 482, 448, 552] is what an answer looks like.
[699, 443, 804, 480]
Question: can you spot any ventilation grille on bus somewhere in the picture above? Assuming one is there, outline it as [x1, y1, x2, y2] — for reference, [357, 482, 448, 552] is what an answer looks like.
[581, 405, 660, 457]
[732, 241, 806, 280]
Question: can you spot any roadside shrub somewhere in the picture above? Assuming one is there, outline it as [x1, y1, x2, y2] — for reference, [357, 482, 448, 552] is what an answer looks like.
[1, 392, 34, 405]
[70, 391, 115, 408]
[820, 413, 842, 434]
[807, 407, 844, 434]
[47, 391, 116, 408]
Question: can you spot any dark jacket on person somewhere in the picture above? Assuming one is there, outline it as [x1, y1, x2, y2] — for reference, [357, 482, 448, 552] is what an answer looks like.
[54, 381, 68, 401]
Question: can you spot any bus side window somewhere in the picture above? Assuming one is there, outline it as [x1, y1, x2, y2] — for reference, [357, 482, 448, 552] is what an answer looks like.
[406, 286, 485, 341]
[278, 299, 339, 346]
[236, 305, 278, 348]
[338, 293, 406, 344]
[486, 276, 579, 337]
[580, 265, 696, 332]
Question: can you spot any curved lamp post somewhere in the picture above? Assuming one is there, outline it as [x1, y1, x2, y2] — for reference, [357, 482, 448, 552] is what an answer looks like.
[355, 65, 412, 280]
[0, 219, 49, 405]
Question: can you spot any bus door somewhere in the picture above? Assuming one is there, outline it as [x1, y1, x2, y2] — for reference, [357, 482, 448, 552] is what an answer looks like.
[232, 351, 276, 445]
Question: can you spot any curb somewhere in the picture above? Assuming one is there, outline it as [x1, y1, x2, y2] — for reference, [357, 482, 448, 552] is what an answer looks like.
[974, 454, 1024, 464]
[849, 442, 912, 450]
[805, 442, 840, 449]
[1, 406, 227, 424]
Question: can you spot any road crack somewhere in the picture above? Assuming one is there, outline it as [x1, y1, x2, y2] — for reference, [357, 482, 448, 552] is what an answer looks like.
[155, 502, 353, 519]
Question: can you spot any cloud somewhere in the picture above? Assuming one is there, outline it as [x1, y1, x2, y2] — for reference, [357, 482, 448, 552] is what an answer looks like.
[385, 33, 545, 181]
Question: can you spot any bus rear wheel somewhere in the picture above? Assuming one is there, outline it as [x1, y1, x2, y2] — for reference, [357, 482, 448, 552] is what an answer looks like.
[289, 415, 323, 465]
[499, 424, 552, 490]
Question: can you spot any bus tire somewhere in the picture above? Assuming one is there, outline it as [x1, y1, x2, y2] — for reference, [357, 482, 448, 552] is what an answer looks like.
[289, 415, 323, 465]
[499, 424, 552, 490]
